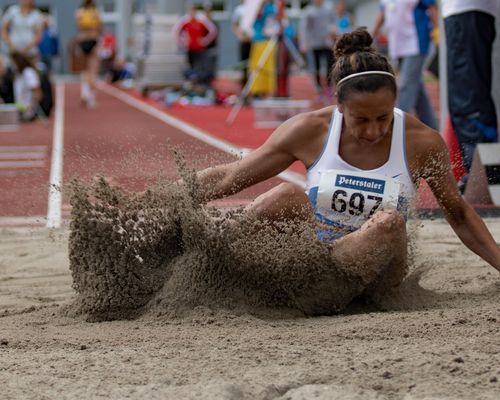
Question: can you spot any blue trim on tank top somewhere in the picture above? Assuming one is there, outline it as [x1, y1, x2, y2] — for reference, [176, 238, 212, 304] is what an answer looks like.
[308, 185, 318, 207]
[306, 108, 336, 172]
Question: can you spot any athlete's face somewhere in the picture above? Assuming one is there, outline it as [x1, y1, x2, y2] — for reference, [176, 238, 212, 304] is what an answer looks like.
[339, 88, 396, 145]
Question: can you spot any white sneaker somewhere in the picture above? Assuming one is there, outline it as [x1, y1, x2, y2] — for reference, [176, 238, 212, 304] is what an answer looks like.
[87, 90, 96, 109]
[81, 82, 90, 104]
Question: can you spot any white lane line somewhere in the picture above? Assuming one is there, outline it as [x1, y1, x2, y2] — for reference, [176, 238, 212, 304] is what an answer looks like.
[0, 152, 45, 160]
[0, 145, 47, 152]
[0, 216, 46, 227]
[0, 125, 19, 132]
[97, 83, 306, 189]
[46, 82, 65, 229]
[0, 160, 45, 168]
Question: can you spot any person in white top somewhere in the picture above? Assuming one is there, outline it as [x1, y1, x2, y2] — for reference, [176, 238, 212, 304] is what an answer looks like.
[1, 0, 43, 57]
[172, 29, 500, 310]
[372, 0, 439, 130]
[11, 51, 41, 121]
[441, 0, 498, 192]
[231, 0, 252, 88]
[298, 0, 336, 98]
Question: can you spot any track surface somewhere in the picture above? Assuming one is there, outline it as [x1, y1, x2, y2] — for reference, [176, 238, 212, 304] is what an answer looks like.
[0, 82, 285, 225]
[0, 77, 485, 226]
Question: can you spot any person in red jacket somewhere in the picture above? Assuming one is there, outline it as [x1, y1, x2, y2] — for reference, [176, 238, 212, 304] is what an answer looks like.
[173, 5, 217, 85]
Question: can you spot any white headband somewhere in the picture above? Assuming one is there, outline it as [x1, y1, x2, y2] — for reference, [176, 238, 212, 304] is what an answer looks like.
[337, 71, 395, 88]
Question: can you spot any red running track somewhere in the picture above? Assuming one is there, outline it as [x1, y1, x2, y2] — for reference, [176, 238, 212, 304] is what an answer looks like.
[0, 82, 286, 225]
[0, 78, 446, 226]
[0, 117, 53, 218]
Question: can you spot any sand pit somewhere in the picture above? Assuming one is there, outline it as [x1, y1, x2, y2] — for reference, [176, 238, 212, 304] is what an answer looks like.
[1, 208, 499, 399]
[65, 177, 373, 321]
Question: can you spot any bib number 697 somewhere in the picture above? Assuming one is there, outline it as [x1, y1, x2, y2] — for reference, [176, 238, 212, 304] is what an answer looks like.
[331, 190, 383, 216]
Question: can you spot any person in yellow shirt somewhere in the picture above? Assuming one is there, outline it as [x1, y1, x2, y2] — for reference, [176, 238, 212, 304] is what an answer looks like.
[75, 0, 102, 108]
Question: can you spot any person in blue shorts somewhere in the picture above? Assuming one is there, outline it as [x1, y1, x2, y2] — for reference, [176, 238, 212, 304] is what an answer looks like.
[188, 28, 500, 283]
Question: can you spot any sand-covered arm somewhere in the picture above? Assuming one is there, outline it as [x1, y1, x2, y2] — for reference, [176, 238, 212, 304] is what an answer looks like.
[416, 128, 500, 272]
[193, 114, 311, 203]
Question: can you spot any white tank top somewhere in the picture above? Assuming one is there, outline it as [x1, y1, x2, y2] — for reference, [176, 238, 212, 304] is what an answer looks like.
[307, 107, 416, 239]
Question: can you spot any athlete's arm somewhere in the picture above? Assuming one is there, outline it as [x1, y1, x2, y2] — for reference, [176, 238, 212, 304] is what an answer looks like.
[194, 114, 311, 202]
[413, 123, 500, 272]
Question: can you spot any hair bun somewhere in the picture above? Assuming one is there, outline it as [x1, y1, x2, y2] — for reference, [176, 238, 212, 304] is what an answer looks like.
[334, 27, 374, 59]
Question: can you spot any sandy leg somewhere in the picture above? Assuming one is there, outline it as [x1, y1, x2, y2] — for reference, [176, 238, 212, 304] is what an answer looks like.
[245, 183, 408, 309]
[245, 182, 315, 223]
[332, 209, 408, 301]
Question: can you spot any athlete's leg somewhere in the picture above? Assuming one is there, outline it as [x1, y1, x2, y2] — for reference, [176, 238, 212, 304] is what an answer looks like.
[86, 46, 99, 107]
[324, 48, 335, 88]
[331, 209, 408, 297]
[295, 209, 408, 315]
[246, 184, 407, 285]
[398, 53, 437, 129]
[245, 186, 407, 312]
[244, 182, 315, 223]
[312, 49, 322, 89]
[80, 66, 89, 103]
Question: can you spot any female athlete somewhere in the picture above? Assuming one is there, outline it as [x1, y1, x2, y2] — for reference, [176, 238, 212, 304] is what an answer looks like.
[191, 28, 500, 285]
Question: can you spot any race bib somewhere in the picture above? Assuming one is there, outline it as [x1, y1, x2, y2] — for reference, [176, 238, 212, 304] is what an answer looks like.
[315, 170, 402, 230]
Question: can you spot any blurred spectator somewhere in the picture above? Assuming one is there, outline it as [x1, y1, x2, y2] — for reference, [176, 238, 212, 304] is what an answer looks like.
[231, 0, 251, 88]
[373, 0, 438, 130]
[75, 0, 102, 108]
[11, 51, 41, 121]
[1, 0, 43, 58]
[248, 0, 278, 98]
[203, 2, 219, 85]
[108, 57, 136, 85]
[0, 56, 15, 104]
[277, 14, 298, 97]
[173, 4, 217, 86]
[38, 14, 59, 73]
[99, 29, 117, 75]
[442, 0, 498, 187]
[299, 0, 336, 99]
[334, 0, 354, 35]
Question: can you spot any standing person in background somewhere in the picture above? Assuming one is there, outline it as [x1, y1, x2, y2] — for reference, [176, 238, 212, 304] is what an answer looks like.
[0, 56, 15, 104]
[99, 29, 117, 77]
[1, 0, 43, 58]
[38, 14, 59, 73]
[247, 0, 278, 98]
[334, 0, 354, 35]
[442, 0, 498, 191]
[11, 51, 41, 121]
[231, 0, 252, 89]
[372, 0, 439, 130]
[173, 4, 217, 86]
[203, 2, 219, 86]
[75, 0, 102, 109]
[299, 0, 336, 102]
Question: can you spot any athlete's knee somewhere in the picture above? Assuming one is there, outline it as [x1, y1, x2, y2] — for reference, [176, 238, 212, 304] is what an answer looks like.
[275, 182, 303, 196]
[248, 182, 311, 221]
[370, 209, 406, 235]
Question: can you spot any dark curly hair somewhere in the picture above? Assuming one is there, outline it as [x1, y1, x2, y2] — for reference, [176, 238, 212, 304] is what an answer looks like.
[332, 28, 396, 103]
